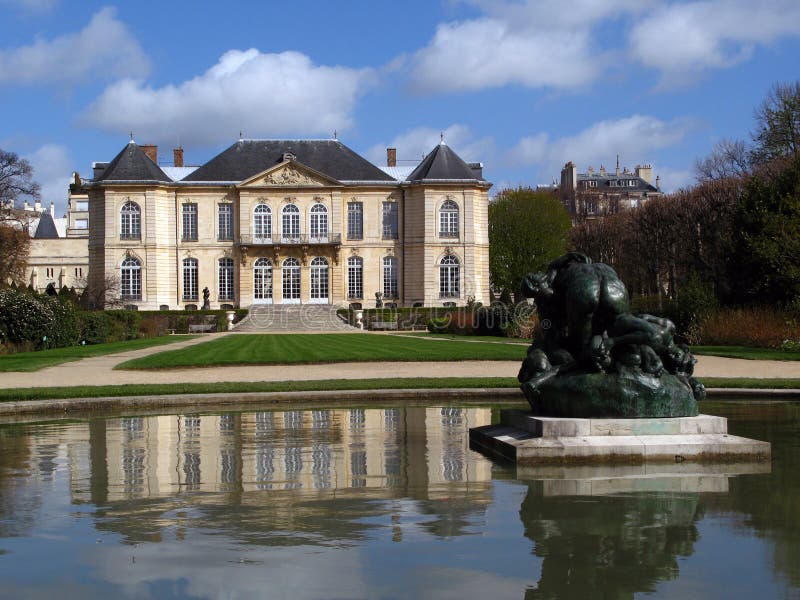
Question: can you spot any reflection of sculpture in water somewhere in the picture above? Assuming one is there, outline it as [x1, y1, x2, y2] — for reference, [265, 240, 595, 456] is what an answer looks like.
[518, 253, 705, 417]
[518, 483, 702, 599]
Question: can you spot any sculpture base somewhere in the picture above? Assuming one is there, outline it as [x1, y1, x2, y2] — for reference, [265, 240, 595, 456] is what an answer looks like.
[469, 410, 771, 466]
[523, 372, 699, 418]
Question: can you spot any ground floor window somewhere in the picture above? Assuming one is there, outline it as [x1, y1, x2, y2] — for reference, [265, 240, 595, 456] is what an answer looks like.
[183, 258, 198, 301]
[254, 258, 273, 302]
[347, 256, 363, 299]
[310, 257, 329, 302]
[121, 257, 141, 300]
[218, 258, 234, 301]
[383, 256, 398, 298]
[439, 254, 460, 298]
[282, 258, 300, 302]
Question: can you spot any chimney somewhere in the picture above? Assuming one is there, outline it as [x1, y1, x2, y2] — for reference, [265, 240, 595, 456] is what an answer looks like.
[173, 147, 184, 167]
[140, 144, 158, 164]
[23, 200, 30, 211]
[50, 201, 55, 215]
[656, 174, 661, 190]
[599, 165, 606, 176]
[588, 165, 594, 175]
[635, 164, 652, 185]
[615, 154, 620, 176]
[560, 161, 577, 191]
[34, 200, 42, 212]
[387, 147, 397, 167]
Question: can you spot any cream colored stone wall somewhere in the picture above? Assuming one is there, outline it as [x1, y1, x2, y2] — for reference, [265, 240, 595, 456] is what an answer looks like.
[25, 237, 89, 292]
[89, 174, 489, 309]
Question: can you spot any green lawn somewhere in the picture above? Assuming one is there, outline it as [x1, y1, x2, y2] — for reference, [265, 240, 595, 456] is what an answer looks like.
[0, 376, 798, 403]
[0, 336, 199, 372]
[693, 346, 800, 361]
[391, 332, 528, 344]
[117, 333, 528, 370]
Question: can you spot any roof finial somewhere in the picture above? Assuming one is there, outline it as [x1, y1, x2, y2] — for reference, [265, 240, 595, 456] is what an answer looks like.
[440, 131, 445, 145]
[129, 131, 135, 144]
[616, 153, 620, 176]
[333, 129, 338, 140]
[239, 130, 243, 142]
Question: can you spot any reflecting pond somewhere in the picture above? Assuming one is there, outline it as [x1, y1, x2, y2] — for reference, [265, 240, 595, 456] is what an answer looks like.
[0, 401, 797, 599]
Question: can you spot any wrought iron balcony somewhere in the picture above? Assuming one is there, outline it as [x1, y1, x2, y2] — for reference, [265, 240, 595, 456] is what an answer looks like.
[238, 233, 341, 246]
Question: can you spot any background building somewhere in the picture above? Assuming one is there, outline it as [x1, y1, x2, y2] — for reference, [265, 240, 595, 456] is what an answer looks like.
[84, 138, 491, 310]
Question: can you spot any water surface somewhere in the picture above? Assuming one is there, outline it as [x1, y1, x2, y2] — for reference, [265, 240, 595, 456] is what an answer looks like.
[0, 402, 797, 599]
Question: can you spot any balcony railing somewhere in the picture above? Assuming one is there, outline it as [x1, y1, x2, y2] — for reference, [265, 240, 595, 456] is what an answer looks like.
[239, 233, 342, 245]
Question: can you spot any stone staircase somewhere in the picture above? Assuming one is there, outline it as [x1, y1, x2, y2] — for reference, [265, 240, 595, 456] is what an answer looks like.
[233, 304, 358, 332]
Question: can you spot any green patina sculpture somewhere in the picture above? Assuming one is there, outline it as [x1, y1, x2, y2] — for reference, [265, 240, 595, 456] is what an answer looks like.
[518, 252, 705, 417]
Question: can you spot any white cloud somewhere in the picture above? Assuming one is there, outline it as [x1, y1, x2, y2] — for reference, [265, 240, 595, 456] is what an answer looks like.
[0, 7, 148, 86]
[0, 0, 58, 12]
[24, 143, 72, 214]
[365, 124, 494, 167]
[409, 0, 649, 93]
[654, 166, 694, 193]
[629, 0, 800, 83]
[511, 114, 694, 176]
[84, 49, 374, 146]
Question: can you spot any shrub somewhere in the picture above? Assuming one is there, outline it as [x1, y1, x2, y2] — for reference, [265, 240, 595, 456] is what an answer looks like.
[699, 306, 800, 348]
[0, 287, 54, 348]
[43, 296, 80, 348]
[79, 312, 111, 345]
[427, 316, 451, 333]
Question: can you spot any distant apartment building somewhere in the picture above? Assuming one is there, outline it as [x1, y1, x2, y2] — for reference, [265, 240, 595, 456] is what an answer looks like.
[559, 157, 663, 222]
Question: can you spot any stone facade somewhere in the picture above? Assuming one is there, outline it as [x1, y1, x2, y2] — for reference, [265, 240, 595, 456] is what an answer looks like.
[84, 139, 491, 310]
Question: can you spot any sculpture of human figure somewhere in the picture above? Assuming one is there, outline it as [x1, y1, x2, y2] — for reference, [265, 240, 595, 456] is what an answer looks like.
[375, 291, 383, 308]
[202, 286, 210, 310]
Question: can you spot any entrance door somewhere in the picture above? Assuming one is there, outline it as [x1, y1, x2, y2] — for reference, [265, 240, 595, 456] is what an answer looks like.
[309, 257, 329, 304]
[282, 258, 300, 304]
[253, 258, 273, 304]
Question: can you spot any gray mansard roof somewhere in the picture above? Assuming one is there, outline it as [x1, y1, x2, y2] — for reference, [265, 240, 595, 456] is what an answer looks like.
[406, 142, 485, 183]
[577, 172, 658, 192]
[93, 142, 172, 183]
[183, 139, 395, 183]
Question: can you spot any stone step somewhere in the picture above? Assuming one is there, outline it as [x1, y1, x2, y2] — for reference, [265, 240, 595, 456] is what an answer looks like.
[234, 305, 356, 332]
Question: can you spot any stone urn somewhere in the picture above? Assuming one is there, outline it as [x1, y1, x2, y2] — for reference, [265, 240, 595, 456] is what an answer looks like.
[225, 310, 235, 331]
[354, 309, 364, 330]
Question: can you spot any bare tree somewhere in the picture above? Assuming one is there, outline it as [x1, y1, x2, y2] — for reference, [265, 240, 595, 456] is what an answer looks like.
[0, 149, 40, 219]
[0, 225, 30, 286]
[78, 273, 122, 309]
[751, 80, 800, 163]
[694, 138, 751, 182]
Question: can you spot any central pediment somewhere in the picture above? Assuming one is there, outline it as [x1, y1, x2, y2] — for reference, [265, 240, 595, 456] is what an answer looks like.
[238, 160, 342, 188]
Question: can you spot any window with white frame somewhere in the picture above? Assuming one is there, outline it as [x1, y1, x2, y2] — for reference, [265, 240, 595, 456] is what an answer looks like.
[121, 257, 142, 300]
[253, 204, 272, 242]
[183, 258, 198, 301]
[382, 201, 398, 239]
[347, 201, 363, 240]
[347, 256, 363, 299]
[120, 201, 141, 240]
[75, 218, 88, 229]
[439, 254, 460, 298]
[218, 203, 233, 241]
[75, 201, 88, 211]
[310, 203, 328, 240]
[439, 199, 459, 238]
[282, 204, 300, 240]
[182, 203, 198, 241]
[383, 256, 398, 298]
[218, 258, 234, 301]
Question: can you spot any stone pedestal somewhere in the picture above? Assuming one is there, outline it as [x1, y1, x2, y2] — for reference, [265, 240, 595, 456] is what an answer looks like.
[469, 410, 771, 466]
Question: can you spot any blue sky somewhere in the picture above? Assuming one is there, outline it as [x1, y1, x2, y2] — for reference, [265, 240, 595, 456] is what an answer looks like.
[1, 0, 799, 214]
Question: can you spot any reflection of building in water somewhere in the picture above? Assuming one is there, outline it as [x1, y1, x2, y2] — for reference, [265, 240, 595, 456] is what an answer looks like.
[81, 407, 492, 502]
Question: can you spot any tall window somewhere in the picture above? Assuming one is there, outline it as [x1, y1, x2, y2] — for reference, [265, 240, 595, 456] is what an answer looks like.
[218, 204, 233, 241]
[439, 199, 459, 238]
[282, 257, 300, 302]
[282, 204, 300, 240]
[253, 204, 272, 242]
[310, 203, 328, 240]
[121, 257, 141, 300]
[310, 257, 329, 302]
[347, 201, 363, 240]
[182, 203, 198, 241]
[120, 201, 141, 240]
[382, 201, 398, 239]
[183, 258, 198, 301]
[439, 254, 460, 298]
[253, 258, 273, 302]
[218, 258, 234, 301]
[347, 256, 363, 299]
[383, 256, 398, 298]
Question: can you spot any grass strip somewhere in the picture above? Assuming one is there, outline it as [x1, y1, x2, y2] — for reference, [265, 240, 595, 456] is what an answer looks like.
[390, 332, 528, 344]
[117, 333, 527, 370]
[0, 377, 520, 402]
[1, 377, 799, 403]
[693, 346, 800, 361]
[0, 335, 200, 372]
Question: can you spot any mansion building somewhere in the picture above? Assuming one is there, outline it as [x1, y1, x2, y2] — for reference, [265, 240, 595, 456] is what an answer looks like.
[84, 139, 491, 310]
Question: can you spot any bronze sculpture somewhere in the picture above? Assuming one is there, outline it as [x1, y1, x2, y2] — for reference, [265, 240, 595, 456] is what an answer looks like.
[518, 253, 705, 418]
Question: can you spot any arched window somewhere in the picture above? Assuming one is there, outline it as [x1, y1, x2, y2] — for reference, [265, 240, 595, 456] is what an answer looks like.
[282, 257, 300, 303]
[120, 256, 141, 300]
[347, 256, 363, 300]
[310, 257, 329, 303]
[310, 203, 328, 241]
[183, 258, 198, 301]
[218, 258, 234, 301]
[282, 204, 300, 241]
[253, 258, 273, 303]
[439, 199, 459, 238]
[253, 204, 271, 242]
[120, 201, 141, 240]
[439, 254, 460, 298]
[383, 256, 398, 298]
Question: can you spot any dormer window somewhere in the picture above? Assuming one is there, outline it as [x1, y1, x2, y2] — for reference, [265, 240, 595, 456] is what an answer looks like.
[584, 180, 597, 188]
[283, 152, 296, 162]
